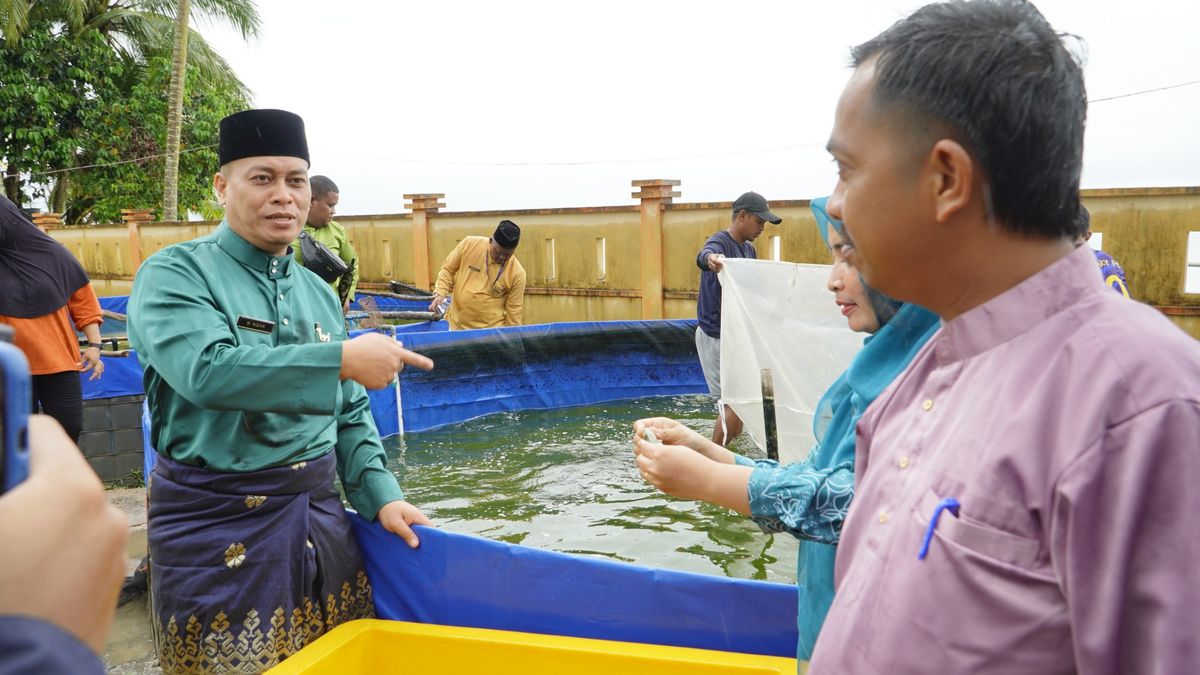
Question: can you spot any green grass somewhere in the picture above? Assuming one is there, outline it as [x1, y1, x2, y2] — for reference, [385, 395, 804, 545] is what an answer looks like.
[104, 468, 145, 490]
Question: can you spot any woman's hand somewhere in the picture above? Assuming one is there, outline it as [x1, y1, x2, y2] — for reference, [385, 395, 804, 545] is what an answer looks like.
[633, 434, 752, 514]
[634, 435, 717, 502]
[634, 417, 704, 451]
[634, 417, 734, 463]
[79, 345, 103, 381]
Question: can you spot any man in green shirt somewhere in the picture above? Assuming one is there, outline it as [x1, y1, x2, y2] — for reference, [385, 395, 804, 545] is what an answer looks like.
[128, 109, 434, 674]
[294, 175, 359, 311]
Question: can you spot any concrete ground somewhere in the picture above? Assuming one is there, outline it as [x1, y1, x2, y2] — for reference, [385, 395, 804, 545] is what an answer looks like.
[104, 487, 160, 674]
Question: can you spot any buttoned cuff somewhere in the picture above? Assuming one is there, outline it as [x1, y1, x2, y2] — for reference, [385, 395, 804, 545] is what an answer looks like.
[299, 343, 345, 415]
[350, 470, 406, 521]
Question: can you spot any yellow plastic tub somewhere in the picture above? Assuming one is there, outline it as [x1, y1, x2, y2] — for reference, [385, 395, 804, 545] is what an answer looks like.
[269, 620, 799, 674]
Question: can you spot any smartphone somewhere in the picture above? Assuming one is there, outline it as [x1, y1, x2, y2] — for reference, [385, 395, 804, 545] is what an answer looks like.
[1, 330, 31, 494]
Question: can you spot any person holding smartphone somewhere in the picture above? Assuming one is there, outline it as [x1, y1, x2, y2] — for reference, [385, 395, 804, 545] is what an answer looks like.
[0, 415, 128, 674]
[0, 196, 104, 443]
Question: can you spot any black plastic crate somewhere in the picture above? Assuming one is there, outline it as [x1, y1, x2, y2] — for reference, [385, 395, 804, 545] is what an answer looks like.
[80, 394, 145, 483]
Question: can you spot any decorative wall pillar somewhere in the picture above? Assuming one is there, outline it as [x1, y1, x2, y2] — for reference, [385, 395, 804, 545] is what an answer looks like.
[404, 193, 445, 290]
[31, 211, 63, 232]
[632, 179, 681, 320]
[121, 208, 155, 268]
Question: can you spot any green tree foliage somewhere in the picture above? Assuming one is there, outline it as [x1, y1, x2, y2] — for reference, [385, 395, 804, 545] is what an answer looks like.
[0, 21, 121, 205]
[1, 0, 258, 95]
[0, 24, 247, 221]
[0, 0, 258, 219]
[70, 54, 248, 223]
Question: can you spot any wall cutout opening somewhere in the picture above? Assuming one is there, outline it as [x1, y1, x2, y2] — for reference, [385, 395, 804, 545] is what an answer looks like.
[1186, 231, 1200, 294]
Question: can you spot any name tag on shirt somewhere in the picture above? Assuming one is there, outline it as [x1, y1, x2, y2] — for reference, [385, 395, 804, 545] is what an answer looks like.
[236, 315, 275, 334]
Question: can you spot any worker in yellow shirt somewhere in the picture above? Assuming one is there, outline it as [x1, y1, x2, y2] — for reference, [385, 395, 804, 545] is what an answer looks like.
[429, 220, 526, 330]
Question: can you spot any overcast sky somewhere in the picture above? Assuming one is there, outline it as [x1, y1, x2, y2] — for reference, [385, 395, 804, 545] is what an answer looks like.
[201, 0, 1200, 215]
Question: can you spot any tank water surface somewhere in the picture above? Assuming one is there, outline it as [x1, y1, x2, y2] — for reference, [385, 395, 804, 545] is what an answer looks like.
[385, 394, 798, 583]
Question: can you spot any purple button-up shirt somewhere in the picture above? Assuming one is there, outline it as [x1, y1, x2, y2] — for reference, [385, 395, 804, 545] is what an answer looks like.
[809, 244, 1200, 674]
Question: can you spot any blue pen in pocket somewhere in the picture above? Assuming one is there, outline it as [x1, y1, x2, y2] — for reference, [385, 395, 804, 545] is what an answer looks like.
[918, 497, 961, 560]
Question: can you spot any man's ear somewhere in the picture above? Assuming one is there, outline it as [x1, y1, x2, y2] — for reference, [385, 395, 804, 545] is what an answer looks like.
[928, 138, 974, 224]
[213, 172, 227, 207]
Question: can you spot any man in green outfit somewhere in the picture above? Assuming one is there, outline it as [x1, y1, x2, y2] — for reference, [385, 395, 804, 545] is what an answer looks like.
[294, 175, 359, 311]
[128, 109, 433, 674]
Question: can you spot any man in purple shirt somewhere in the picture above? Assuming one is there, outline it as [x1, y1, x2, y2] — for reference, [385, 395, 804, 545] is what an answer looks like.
[814, 1, 1200, 673]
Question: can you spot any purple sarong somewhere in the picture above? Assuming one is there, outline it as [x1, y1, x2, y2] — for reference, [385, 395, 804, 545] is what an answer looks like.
[148, 450, 373, 674]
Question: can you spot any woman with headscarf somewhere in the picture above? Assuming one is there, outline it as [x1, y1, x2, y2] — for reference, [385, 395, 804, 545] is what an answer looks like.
[633, 198, 940, 660]
[0, 196, 103, 441]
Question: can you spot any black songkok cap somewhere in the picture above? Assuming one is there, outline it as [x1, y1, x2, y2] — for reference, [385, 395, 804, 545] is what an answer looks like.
[218, 109, 310, 167]
[493, 219, 521, 249]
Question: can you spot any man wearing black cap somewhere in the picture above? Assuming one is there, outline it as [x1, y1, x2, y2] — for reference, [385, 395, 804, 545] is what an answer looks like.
[695, 191, 781, 446]
[428, 219, 527, 330]
[128, 109, 435, 673]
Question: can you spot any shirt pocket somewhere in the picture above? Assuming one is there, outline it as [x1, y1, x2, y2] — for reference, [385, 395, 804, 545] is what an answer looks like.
[910, 487, 1043, 570]
[891, 487, 1068, 671]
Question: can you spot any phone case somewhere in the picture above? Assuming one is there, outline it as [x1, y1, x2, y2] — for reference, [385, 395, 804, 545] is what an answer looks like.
[1, 342, 31, 493]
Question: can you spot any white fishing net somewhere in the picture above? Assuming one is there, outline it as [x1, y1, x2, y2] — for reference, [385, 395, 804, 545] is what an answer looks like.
[718, 258, 863, 464]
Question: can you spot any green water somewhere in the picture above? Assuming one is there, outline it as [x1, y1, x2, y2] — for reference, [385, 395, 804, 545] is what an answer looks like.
[383, 395, 798, 584]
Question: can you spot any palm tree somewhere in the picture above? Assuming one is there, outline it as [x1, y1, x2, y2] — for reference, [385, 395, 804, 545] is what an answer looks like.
[2, 1, 258, 96]
[162, 0, 190, 221]
[97, 0, 260, 222]
[87, 0, 259, 98]
[1, 0, 84, 47]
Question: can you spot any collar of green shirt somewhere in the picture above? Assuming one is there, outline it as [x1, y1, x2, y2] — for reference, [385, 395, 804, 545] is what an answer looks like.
[215, 220, 297, 279]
